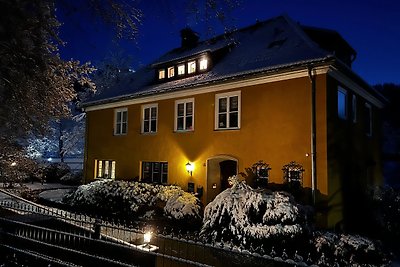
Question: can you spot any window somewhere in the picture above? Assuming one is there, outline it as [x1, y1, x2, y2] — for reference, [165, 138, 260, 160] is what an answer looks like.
[215, 91, 241, 129]
[199, 58, 208, 70]
[114, 108, 128, 135]
[175, 98, 194, 131]
[158, 69, 165, 79]
[352, 94, 357, 123]
[338, 87, 347, 120]
[178, 64, 185, 75]
[168, 67, 175, 78]
[282, 161, 304, 187]
[142, 104, 158, 133]
[188, 61, 196, 74]
[142, 162, 168, 184]
[96, 160, 116, 179]
[365, 103, 372, 136]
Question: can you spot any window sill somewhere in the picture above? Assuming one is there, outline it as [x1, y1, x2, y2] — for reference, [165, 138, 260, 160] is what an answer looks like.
[114, 133, 127, 136]
[174, 129, 194, 133]
[141, 132, 157, 135]
[214, 127, 240, 131]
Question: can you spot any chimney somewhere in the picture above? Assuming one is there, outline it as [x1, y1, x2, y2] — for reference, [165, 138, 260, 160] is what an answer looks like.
[180, 27, 199, 48]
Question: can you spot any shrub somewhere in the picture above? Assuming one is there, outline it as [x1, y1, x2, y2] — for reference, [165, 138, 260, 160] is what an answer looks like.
[64, 180, 202, 221]
[312, 231, 388, 266]
[59, 171, 82, 185]
[200, 177, 309, 249]
[44, 162, 70, 183]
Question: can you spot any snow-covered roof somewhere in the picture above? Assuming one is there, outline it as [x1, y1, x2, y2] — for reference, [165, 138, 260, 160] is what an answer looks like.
[83, 15, 343, 107]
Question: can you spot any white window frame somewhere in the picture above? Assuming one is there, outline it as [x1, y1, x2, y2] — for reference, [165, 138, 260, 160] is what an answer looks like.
[215, 91, 241, 130]
[188, 61, 196, 74]
[95, 160, 116, 179]
[177, 64, 185, 75]
[167, 67, 175, 78]
[352, 94, 357, 123]
[141, 103, 158, 134]
[338, 87, 348, 120]
[158, 69, 165, 79]
[199, 58, 208, 70]
[114, 108, 128, 135]
[365, 103, 372, 137]
[174, 98, 194, 132]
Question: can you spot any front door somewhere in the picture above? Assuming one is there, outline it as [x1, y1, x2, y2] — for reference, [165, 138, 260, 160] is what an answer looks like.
[219, 160, 237, 191]
[206, 157, 238, 203]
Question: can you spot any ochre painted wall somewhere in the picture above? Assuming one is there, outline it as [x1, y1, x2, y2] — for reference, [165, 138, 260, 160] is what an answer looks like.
[85, 74, 329, 203]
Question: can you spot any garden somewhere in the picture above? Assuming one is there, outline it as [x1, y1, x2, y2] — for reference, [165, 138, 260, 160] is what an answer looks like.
[2, 161, 398, 266]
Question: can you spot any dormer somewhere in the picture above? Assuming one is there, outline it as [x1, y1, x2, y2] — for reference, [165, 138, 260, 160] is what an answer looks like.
[155, 52, 212, 82]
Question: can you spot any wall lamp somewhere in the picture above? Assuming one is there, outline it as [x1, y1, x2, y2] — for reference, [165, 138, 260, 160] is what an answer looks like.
[186, 162, 194, 176]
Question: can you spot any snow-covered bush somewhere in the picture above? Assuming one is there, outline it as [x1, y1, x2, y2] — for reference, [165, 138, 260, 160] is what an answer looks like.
[59, 171, 82, 185]
[200, 177, 307, 248]
[312, 231, 388, 266]
[64, 180, 202, 221]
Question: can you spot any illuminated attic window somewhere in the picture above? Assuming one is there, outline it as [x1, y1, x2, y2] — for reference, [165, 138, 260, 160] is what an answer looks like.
[178, 64, 185, 75]
[188, 61, 196, 74]
[168, 67, 175, 78]
[158, 69, 165, 79]
[199, 58, 208, 70]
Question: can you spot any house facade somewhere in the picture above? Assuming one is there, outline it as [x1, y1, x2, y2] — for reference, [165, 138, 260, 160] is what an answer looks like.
[82, 15, 384, 229]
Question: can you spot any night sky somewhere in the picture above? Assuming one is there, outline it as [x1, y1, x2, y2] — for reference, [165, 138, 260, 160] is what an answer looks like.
[58, 0, 400, 85]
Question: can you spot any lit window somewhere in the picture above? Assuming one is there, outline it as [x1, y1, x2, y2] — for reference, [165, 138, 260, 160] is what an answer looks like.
[175, 98, 194, 131]
[338, 87, 347, 120]
[215, 91, 241, 129]
[188, 61, 196, 74]
[168, 67, 175, 78]
[199, 58, 208, 70]
[352, 94, 357, 123]
[114, 108, 128, 135]
[142, 104, 158, 133]
[142, 161, 168, 184]
[178, 64, 185, 75]
[158, 70, 165, 79]
[365, 103, 372, 136]
[96, 160, 116, 179]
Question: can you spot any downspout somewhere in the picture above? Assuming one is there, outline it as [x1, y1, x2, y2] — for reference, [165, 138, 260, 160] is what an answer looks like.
[308, 66, 317, 205]
[83, 109, 89, 184]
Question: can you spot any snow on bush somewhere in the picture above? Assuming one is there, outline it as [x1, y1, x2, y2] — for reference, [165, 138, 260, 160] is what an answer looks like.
[200, 177, 305, 246]
[64, 180, 202, 221]
[312, 231, 387, 266]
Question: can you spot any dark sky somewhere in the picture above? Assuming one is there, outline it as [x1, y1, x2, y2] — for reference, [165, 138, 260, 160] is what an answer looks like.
[58, 0, 400, 85]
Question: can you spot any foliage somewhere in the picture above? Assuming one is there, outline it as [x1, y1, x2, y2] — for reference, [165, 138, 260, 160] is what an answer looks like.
[311, 231, 388, 266]
[200, 177, 309, 248]
[367, 186, 400, 253]
[59, 170, 83, 185]
[43, 162, 71, 183]
[64, 180, 202, 221]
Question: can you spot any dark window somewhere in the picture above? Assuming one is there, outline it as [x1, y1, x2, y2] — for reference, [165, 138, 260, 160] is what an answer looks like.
[142, 162, 168, 184]
[338, 87, 347, 120]
[142, 105, 157, 133]
[282, 161, 304, 186]
[216, 93, 240, 129]
[115, 109, 127, 135]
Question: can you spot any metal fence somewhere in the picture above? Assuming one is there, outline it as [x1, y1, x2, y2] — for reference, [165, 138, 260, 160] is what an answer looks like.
[0, 189, 311, 266]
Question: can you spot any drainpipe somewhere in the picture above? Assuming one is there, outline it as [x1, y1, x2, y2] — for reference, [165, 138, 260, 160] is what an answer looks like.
[308, 66, 317, 205]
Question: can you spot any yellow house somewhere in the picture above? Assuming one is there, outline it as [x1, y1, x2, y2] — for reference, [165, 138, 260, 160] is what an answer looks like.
[82, 15, 385, 229]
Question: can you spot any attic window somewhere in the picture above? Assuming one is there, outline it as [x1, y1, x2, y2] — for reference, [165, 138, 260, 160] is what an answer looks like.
[158, 70, 165, 79]
[168, 67, 175, 78]
[188, 61, 196, 74]
[199, 58, 208, 70]
[178, 64, 185, 75]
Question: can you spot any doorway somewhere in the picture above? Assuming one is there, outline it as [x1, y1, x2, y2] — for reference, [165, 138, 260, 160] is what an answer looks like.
[206, 156, 238, 203]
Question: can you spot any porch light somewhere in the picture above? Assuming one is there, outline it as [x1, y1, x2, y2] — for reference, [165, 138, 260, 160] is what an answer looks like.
[10, 162, 17, 167]
[144, 231, 152, 245]
[186, 162, 194, 176]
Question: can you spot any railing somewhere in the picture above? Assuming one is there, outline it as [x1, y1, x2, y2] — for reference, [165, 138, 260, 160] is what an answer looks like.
[0, 189, 311, 266]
